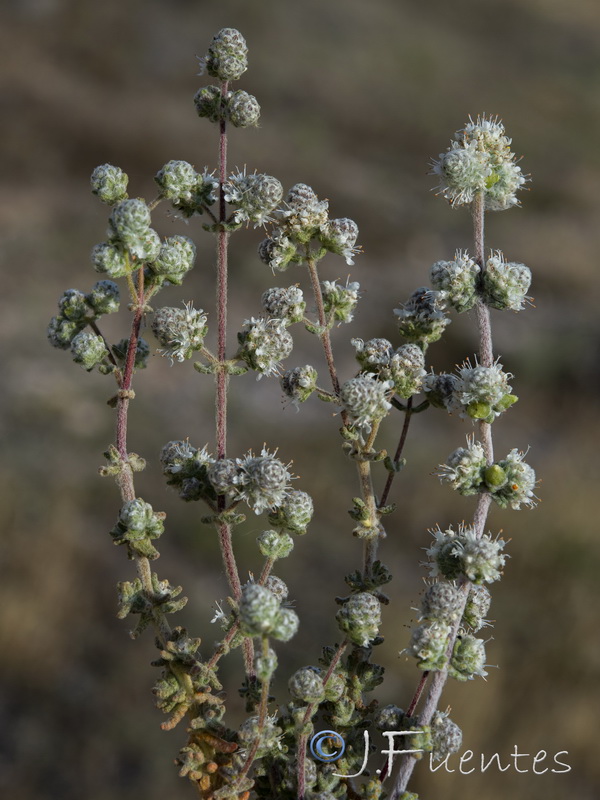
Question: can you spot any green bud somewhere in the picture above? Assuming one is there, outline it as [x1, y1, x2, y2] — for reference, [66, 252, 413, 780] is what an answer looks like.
[238, 583, 280, 637]
[257, 530, 294, 559]
[270, 607, 299, 642]
[149, 235, 196, 285]
[90, 163, 128, 205]
[254, 647, 278, 682]
[58, 289, 88, 320]
[267, 490, 314, 535]
[449, 634, 488, 681]
[71, 331, 108, 371]
[91, 242, 129, 278]
[86, 280, 120, 316]
[194, 85, 224, 122]
[484, 464, 507, 487]
[336, 592, 381, 647]
[47, 315, 85, 350]
[467, 401, 492, 419]
[288, 667, 325, 704]
[406, 621, 450, 670]
[227, 89, 260, 128]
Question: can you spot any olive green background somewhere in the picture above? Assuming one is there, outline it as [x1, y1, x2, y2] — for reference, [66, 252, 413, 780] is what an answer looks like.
[1, 1, 599, 798]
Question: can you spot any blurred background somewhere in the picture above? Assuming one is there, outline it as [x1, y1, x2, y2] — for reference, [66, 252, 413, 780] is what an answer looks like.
[1, 0, 599, 798]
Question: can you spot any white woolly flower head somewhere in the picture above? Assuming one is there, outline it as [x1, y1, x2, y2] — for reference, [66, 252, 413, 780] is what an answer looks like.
[432, 115, 527, 211]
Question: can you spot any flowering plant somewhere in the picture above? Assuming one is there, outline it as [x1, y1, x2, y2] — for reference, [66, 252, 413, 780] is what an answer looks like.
[48, 28, 535, 800]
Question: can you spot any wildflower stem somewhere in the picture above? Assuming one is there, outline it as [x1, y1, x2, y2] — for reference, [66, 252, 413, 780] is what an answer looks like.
[389, 191, 496, 800]
[379, 396, 413, 508]
[296, 640, 349, 800]
[212, 80, 253, 678]
[305, 255, 345, 419]
[235, 635, 272, 786]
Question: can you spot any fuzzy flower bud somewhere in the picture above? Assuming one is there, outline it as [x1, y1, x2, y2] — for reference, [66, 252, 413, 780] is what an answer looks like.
[389, 344, 427, 398]
[201, 28, 248, 82]
[154, 160, 197, 201]
[319, 217, 360, 265]
[340, 374, 393, 429]
[406, 621, 451, 670]
[257, 530, 294, 559]
[149, 235, 196, 285]
[281, 183, 329, 240]
[47, 316, 86, 350]
[491, 449, 537, 509]
[423, 372, 460, 412]
[463, 584, 492, 631]
[91, 242, 129, 278]
[451, 530, 507, 583]
[336, 592, 381, 647]
[482, 251, 532, 311]
[254, 647, 278, 682]
[289, 667, 325, 704]
[449, 634, 488, 681]
[427, 525, 507, 584]
[152, 303, 208, 362]
[261, 286, 305, 325]
[207, 458, 239, 495]
[227, 89, 260, 127]
[238, 716, 282, 758]
[155, 162, 217, 218]
[430, 711, 463, 760]
[353, 338, 393, 370]
[225, 170, 283, 226]
[111, 498, 165, 559]
[394, 288, 450, 345]
[268, 489, 314, 535]
[438, 437, 487, 496]
[238, 317, 293, 377]
[430, 250, 480, 313]
[270, 607, 299, 641]
[265, 575, 288, 602]
[236, 449, 293, 514]
[112, 337, 149, 370]
[70, 331, 108, 371]
[280, 365, 318, 405]
[160, 440, 214, 502]
[321, 279, 360, 323]
[238, 583, 280, 637]
[454, 359, 516, 422]
[58, 289, 88, 320]
[432, 115, 526, 211]
[109, 198, 151, 239]
[375, 704, 405, 732]
[90, 163, 128, 205]
[86, 280, 120, 316]
[193, 84, 223, 122]
[421, 582, 463, 624]
[258, 231, 297, 272]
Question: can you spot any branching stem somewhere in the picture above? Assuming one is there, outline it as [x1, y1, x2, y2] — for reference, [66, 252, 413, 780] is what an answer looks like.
[389, 191, 495, 799]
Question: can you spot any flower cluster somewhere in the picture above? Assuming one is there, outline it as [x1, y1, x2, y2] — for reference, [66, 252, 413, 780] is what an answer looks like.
[432, 115, 527, 210]
[152, 303, 208, 362]
[154, 160, 218, 218]
[257, 183, 359, 270]
[439, 438, 537, 508]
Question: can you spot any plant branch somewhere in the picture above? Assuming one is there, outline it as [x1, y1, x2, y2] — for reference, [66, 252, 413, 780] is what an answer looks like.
[389, 191, 496, 798]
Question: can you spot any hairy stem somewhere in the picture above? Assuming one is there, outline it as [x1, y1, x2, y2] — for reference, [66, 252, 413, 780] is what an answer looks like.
[213, 79, 253, 677]
[305, 255, 345, 419]
[297, 640, 349, 800]
[389, 191, 495, 798]
[379, 395, 413, 509]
